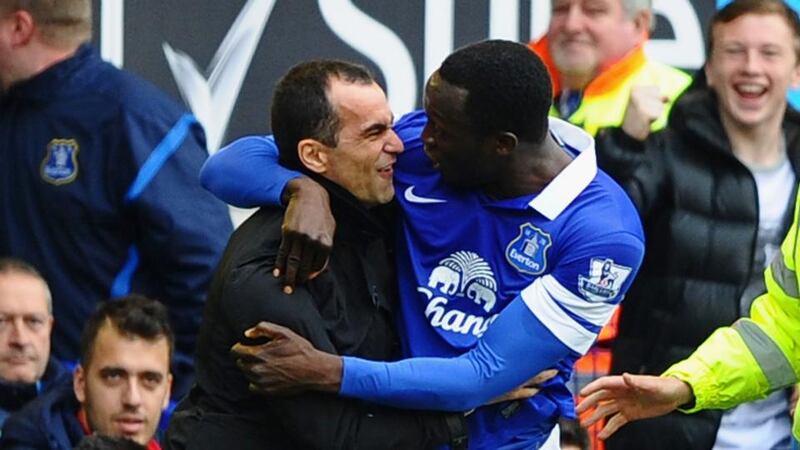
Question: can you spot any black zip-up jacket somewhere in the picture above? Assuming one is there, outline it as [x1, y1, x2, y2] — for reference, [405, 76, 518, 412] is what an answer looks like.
[165, 177, 458, 450]
[596, 86, 800, 449]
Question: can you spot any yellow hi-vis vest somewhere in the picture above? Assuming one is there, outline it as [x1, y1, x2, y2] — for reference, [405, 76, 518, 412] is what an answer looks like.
[529, 37, 692, 136]
[664, 189, 800, 440]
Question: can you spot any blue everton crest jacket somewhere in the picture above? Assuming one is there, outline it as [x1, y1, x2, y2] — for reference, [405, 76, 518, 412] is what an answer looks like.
[0, 44, 232, 397]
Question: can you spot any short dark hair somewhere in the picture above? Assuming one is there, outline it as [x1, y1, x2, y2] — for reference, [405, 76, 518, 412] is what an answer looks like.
[438, 39, 552, 144]
[559, 418, 590, 450]
[707, 0, 800, 61]
[271, 60, 376, 170]
[74, 434, 147, 450]
[79, 295, 174, 368]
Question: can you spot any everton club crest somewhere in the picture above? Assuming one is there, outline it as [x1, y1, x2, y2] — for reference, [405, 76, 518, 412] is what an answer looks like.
[505, 223, 551, 275]
[41, 139, 79, 185]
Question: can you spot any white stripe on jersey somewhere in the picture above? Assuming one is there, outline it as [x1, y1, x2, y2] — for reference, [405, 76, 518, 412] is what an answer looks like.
[540, 276, 618, 328]
[521, 275, 611, 354]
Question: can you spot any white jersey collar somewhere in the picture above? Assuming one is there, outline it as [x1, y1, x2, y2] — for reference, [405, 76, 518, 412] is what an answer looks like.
[528, 117, 598, 220]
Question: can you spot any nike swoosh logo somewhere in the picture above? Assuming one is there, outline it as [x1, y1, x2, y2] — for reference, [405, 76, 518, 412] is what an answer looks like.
[162, 0, 276, 152]
[404, 186, 446, 204]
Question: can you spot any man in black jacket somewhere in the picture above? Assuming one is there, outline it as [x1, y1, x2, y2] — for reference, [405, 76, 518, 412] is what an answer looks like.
[164, 60, 466, 450]
[596, 1, 800, 448]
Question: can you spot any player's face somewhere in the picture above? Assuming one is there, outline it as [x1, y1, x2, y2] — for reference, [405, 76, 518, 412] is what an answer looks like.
[73, 323, 171, 446]
[548, 0, 645, 83]
[0, 272, 52, 384]
[422, 72, 501, 189]
[705, 13, 800, 131]
[323, 79, 403, 207]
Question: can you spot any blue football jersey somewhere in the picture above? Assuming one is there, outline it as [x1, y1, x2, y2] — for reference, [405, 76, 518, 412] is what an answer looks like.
[380, 110, 644, 448]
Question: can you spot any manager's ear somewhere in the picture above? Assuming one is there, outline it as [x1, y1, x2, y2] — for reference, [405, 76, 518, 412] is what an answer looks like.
[297, 138, 330, 174]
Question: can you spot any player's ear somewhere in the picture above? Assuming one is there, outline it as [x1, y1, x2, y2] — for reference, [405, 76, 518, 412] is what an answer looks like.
[297, 139, 330, 174]
[495, 132, 518, 157]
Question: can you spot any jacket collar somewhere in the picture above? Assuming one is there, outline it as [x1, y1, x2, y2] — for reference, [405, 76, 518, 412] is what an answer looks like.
[0, 357, 68, 411]
[529, 35, 647, 98]
[669, 86, 729, 153]
[300, 171, 389, 241]
[4, 44, 95, 102]
[77, 407, 162, 450]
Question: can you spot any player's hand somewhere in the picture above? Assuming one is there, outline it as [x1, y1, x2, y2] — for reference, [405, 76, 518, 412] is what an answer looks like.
[621, 85, 669, 141]
[576, 373, 694, 440]
[274, 177, 335, 294]
[486, 369, 559, 405]
[231, 321, 342, 395]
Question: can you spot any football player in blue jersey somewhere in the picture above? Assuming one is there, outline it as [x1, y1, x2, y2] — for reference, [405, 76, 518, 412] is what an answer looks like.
[211, 40, 645, 450]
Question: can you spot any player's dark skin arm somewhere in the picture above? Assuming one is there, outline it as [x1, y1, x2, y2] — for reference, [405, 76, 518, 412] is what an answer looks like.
[276, 177, 335, 292]
[232, 322, 557, 402]
[233, 321, 343, 393]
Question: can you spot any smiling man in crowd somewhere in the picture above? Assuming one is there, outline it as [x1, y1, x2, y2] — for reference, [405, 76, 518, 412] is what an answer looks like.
[530, 0, 691, 137]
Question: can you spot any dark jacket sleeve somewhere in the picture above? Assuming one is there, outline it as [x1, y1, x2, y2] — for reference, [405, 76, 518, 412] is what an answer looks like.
[222, 264, 459, 450]
[0, 381, 84, 450]
[0, 412, 45, 449]
[596, 126, 671, 220]
[121, 112, 233, 397]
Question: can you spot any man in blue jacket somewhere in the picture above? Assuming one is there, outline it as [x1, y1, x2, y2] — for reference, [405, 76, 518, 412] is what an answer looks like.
[0, 0, 232, 398]
[0, 258, 69, 429]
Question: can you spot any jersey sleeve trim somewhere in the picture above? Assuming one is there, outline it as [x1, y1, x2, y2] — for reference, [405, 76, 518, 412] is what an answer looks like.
[520, 275, 602, 354]
[541, 275, 619, 325]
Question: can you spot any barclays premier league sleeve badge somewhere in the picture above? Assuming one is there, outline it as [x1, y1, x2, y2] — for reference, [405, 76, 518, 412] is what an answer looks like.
[578, 258, 632, 301]
[40, 139, 80, 185]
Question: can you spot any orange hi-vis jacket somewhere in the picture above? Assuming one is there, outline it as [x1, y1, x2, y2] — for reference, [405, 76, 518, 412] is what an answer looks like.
[529, 36, 692, 136]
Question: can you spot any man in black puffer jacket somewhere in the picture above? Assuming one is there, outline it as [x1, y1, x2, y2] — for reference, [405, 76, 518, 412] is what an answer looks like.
[596, 1, 800, 448]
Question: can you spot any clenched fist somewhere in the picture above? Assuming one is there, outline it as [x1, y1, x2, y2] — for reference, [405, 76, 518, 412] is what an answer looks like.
[622, 85, 669, 141]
